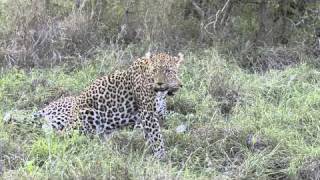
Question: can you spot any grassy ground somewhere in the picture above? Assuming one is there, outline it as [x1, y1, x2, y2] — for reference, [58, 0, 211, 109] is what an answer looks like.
[1, 48, 320, 179]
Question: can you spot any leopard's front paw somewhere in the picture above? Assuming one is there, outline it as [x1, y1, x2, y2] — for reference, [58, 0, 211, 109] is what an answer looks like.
[154, 148, 166, 160]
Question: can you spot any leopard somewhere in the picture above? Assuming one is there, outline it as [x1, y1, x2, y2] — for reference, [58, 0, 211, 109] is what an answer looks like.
[33, 96, 78, 132]
[33, 52, 184, 159]
[34, 91, 167, 133]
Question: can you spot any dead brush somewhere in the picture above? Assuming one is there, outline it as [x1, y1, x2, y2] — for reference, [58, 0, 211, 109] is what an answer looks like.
[1, 0, 102, 68]
[0, 138, 27, 173]
[208, 72, 241, 116]
[238, 46, 301, 73]
[298, 158, 320, 180]
[177, 125, 246, 177]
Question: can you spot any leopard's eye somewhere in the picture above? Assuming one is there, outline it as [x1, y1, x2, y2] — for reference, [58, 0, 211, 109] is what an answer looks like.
[165, 69, 175, 74]
[152, 68, 157, 73]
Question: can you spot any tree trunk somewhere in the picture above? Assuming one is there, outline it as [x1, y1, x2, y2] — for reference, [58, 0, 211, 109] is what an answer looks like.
[255, 0, 268, 46]
[278, 0, 289, 45]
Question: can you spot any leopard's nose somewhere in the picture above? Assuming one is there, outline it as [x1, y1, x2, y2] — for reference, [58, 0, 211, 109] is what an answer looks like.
[157, 82, 164, 86]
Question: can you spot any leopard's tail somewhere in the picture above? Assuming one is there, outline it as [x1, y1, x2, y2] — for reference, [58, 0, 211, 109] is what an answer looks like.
[33, 109, 45, 119]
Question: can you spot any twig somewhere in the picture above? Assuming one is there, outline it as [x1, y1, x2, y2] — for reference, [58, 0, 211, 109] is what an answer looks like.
[191, 0, 204, 19]
[205, 0, 234, 35]
[220, 0, 233, 27]
[176, 147, 202, 178]
[191, 0, 205, 42]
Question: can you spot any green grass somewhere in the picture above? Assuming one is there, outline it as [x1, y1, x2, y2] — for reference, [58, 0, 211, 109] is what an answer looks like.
[1, 48, 320, 179]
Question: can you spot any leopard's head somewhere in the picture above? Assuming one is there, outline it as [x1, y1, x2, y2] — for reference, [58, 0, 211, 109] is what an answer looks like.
[145, 52, 184, 96]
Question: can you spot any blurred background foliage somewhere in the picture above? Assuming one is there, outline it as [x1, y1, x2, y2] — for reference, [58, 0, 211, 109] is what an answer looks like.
[0, 0, 319, 70]
[1, 1, 320, 179]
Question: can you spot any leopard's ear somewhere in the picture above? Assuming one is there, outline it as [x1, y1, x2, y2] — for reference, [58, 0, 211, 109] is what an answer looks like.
[144, 52, 151, 59]
[140, 57, 153, 70]
[178, 53, 184, 61]
[176, 52, 184, 65]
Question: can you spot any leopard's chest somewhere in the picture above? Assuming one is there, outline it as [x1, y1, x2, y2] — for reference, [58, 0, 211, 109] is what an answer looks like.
[155, 91, 167, 118]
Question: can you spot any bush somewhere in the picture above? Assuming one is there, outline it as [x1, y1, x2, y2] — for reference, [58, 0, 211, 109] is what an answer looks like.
[0, 1, 105, 68]
[238, 46, 301, 73]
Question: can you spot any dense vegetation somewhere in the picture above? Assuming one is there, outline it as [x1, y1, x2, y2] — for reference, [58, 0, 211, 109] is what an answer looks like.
[0, 0, 320, 179]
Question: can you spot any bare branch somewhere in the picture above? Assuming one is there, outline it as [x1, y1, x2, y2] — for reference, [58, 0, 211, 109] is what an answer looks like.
[191, 0, 205, 19]
[75, 0, 81, 9]
[220, 0, 233, 27]
[191, 0, 205, 42]
[213, 9, 222, 33]
[205, 0, 234, 35]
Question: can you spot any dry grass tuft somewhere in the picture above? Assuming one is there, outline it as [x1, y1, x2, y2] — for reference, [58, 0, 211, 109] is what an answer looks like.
[238, 47, 301, 73]
[1, 1, 103, 68]
[298, 159, 320, 180]
[209, 72, 241, 116]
